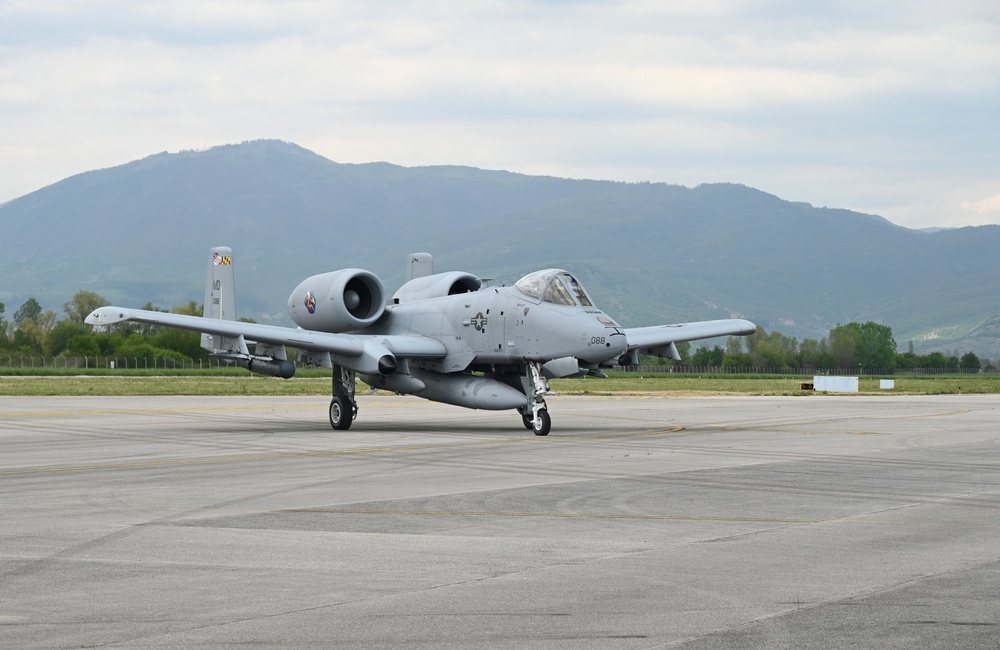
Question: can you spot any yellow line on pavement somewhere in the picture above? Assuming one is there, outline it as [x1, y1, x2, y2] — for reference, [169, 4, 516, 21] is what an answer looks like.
[899, 409, 970, 419]
[0, 403, 328, 419]
[288, 507, 821, 524]
[285, 507, 1000, 528]
[0, 426, 685, 476]
[0, 440, 518, 476]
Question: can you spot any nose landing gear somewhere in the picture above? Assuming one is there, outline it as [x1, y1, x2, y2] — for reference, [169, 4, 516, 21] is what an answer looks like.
[519, 361, 551, 436]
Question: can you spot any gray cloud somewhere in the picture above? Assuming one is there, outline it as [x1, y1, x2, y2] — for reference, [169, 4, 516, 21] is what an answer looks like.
[1, 0, 997, 228]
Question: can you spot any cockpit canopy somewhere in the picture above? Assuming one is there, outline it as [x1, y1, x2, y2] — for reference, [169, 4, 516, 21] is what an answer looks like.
[514, 269, 594, 307]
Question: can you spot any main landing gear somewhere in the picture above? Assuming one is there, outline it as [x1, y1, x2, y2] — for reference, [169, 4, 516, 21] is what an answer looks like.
[326, 361, 554, 436]
[518, 361, 552, 436]
[329, 365, 358, 430]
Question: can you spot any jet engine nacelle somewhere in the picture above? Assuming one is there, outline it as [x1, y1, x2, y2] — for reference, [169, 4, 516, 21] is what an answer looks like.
[287, 269, 386, 332]
[392, 271, 481, 303]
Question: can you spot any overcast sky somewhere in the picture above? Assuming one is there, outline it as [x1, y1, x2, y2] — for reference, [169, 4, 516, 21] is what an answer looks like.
[1, 1, 997, 229]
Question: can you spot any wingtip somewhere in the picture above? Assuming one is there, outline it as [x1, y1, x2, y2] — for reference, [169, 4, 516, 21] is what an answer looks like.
[84, 307, 128, 326]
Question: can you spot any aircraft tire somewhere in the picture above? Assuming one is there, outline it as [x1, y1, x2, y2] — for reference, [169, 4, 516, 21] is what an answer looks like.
[329, 396, 353, 430]
[521, 412, 533, 430]
[531, 409, 551, 436]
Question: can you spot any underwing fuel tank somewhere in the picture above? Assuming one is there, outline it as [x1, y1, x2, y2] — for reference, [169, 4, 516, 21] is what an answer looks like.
[363, 371, 526, 410]
[235, 357, 296, 379]
[360, 372, 426, 394]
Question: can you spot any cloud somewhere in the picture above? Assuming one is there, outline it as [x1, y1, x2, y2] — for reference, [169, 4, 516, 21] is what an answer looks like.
[0, 0, 997, 230]
[961, 192, 1000, 216]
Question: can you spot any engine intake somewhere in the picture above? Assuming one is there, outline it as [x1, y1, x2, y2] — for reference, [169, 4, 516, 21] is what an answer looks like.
[287, 269, 386, 332]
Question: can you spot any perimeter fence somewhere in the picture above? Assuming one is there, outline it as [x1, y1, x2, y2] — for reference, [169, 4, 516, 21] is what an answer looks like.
[1, 356, 228, 371]
[619, 365, 996, 375]
[0, 356, 994, 375]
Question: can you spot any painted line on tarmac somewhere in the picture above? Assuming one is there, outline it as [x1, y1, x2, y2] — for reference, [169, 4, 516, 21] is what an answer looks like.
[692, 408, 971, 435]
[0, 398, 474, 419]
[287, 507, 821, 524]
[284, 507, 1000, 528]
[899, 409, 970, 419]
[0, 426, 685, 476]
[589, 426, 684, 439]
[0, 403, 328, 419]
[0, 440, 519, 475]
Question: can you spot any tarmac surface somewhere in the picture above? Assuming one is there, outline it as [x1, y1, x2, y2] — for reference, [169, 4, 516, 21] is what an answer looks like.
[1, 392, 999, 648]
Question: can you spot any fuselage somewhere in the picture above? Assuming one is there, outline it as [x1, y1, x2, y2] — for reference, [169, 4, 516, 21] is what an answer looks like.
[365, 283, 627, 372]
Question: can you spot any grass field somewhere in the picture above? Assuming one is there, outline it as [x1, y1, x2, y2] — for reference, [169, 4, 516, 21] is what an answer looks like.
[1, 371, 997, 397]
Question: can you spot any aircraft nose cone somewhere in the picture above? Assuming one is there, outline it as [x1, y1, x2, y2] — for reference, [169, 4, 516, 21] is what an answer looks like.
[578, 316, 628, 363]
[609, 330, 627, 356]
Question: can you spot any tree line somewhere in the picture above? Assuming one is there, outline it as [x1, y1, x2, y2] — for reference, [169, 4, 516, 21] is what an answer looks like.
[680, 322, 989, 372]
[0, 291, 993, 372]
[0, 292, 210, 364]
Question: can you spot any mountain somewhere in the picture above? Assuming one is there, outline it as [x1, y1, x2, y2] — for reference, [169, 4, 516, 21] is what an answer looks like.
[1, 140, 997, 356]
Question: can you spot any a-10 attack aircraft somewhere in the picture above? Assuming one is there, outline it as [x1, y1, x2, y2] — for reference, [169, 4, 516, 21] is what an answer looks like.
[86, 247, 756, 436]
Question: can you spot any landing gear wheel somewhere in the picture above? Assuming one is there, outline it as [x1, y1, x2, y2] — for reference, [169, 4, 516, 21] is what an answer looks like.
[329, 396, 353, 430]
[521, 412, 533, 430]
[531, 409, 551, 436]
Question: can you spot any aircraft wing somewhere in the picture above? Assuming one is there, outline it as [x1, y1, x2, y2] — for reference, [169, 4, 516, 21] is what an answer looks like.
[84, 307, 447, 361]
[624, 319, 756, 356]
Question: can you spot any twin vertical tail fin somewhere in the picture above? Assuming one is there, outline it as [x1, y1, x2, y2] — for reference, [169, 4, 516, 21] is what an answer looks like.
[200, 246, 294, 378]
[406, 252, 434, 282]
[201, 246, 238, 352]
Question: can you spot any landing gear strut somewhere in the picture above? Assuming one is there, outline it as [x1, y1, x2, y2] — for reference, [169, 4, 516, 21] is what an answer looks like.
[519, 361, 551, 436]
[329, 365, 357, 430]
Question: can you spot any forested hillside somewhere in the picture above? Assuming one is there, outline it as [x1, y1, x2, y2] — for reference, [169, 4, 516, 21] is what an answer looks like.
[1, 140, 998, 355]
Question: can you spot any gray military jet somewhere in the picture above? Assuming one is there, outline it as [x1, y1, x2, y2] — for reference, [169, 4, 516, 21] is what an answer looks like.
[86, 247, 755, 435]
